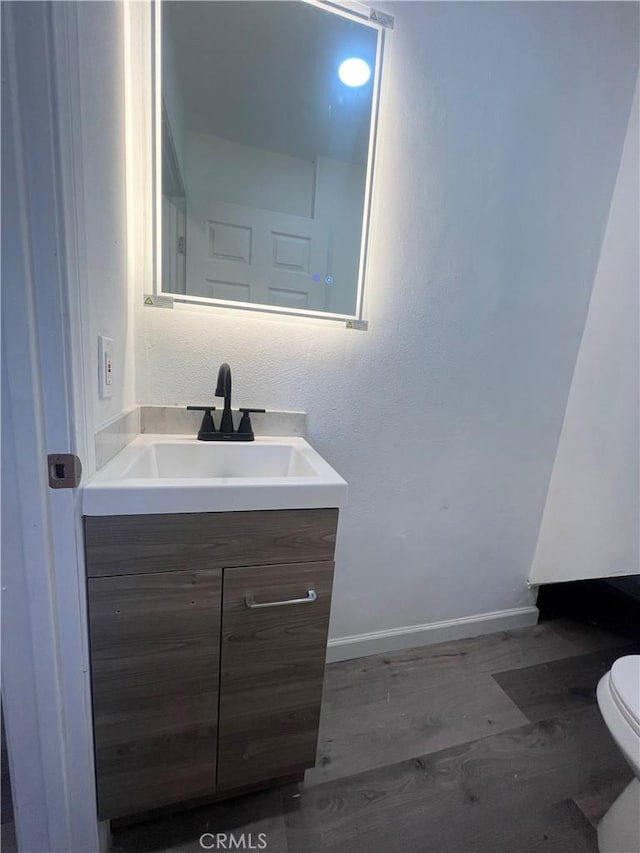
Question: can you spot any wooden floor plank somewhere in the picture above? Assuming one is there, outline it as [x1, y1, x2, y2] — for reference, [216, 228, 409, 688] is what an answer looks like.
[308, 672, 528, 784]
[492, 643, 639, 722]
[285, 707, 631, 853]
[466, 798, 599, 853]
[287, 796, 599, 853]
[324, 619, 627, 707]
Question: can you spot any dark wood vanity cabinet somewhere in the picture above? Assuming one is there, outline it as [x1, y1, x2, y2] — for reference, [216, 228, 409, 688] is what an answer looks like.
[84, 509, 337, 821]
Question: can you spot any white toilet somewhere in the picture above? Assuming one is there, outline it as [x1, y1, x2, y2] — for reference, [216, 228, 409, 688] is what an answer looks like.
[596, 655, 640, 853]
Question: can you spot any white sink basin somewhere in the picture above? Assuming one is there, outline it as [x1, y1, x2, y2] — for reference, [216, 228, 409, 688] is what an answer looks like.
[122, 440, 317, 480]
[83, 435, 347, 516]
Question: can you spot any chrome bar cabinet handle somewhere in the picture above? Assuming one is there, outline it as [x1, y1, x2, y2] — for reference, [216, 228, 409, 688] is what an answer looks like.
[244, 589, 317, 609]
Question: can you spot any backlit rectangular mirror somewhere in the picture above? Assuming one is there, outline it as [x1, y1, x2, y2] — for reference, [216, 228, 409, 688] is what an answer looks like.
[155, 0, 389, 321]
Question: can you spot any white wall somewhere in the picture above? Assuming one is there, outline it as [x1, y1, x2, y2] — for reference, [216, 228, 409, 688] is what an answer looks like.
[185, 131, 315, 217]
[530, 79, 639, 585]
[77, 2, 135, 432]
[136, 2, 639, 643]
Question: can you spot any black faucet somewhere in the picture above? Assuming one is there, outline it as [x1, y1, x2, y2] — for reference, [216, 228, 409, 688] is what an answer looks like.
[215, 363, 234, 434]
[187, 363, 265, 441]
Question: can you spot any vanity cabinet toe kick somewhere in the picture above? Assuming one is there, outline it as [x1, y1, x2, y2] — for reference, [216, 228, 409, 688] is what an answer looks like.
[84, 508, 338, 821]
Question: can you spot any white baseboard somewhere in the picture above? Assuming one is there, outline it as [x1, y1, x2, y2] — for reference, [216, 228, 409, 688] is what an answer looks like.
[326, 606, 539, 663]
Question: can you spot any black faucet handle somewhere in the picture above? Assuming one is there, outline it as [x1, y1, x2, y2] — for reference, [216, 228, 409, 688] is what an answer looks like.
[237, 408, 266, 439]
[186, 406, 217, 440]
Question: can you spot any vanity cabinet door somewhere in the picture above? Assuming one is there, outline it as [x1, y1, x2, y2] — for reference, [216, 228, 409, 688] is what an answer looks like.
[217, 561, 334, 791]
[88, 569, 222, 819]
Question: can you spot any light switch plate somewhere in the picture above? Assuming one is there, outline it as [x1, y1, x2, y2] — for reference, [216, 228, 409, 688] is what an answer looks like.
[98, 336, 113, 399]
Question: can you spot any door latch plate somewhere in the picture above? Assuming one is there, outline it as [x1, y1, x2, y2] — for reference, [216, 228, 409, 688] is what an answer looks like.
[48, 454, 82, 489]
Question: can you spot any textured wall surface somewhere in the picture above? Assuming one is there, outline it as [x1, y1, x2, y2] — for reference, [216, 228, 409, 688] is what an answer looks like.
[531, 79, 639, 585]
[136, 2, 639, 641]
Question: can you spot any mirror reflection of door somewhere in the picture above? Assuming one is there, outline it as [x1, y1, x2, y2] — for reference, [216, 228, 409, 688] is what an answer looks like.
[160, 0, 380, 317]
[186, 199, 330, 312]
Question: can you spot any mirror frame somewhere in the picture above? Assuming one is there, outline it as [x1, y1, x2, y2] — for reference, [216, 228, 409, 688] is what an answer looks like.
[152, 0, 391, 324]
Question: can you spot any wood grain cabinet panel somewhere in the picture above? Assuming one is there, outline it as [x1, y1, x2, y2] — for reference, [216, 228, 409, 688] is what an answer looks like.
[217, 561, 334, 791]
[85, 509, 338, 577]
[88, 569, 222, 819]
